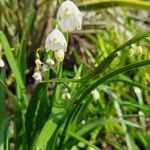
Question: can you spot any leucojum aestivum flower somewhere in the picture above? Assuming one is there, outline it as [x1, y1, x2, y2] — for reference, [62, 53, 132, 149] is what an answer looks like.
[45, 28, 67, 61]
[57, 0, 82, 32]
[32, 0, 82, 82]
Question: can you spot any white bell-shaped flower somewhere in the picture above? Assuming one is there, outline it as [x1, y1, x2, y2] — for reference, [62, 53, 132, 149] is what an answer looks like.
[57, 0, 82, 32]
[41, 64, 49, 73]
[45, 29, 67, 51]
[0, 58, 5, 68]
[32, 72, 42, 82]
[54, 49, 64, 61]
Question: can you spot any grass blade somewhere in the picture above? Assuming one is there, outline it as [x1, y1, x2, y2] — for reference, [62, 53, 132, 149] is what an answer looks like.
[78, 59, 150, 103]
[67, 130, 100, 150]
[35, 105, 65, 149]
[0, 31, 25, 90]
[25, 82, 47, 147]
[0, 116, 12, 150]
[78, 0, 150, 10]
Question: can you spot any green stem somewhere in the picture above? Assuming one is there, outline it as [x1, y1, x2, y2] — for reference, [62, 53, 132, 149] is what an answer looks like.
[50, 62, 63, 111]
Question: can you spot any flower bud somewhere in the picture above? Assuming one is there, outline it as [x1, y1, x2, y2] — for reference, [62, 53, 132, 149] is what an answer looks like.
[32, 72, 42, 82]
[0, 58, 5, 67]
[45, 29, 67, 51]
[35, 59, 42, 68]
[46, 58, 55, 66]
[54, 49, 64, 61]
[57, 0, 82, 32]
[91, 89, 100, 101]
[129, 44, 143, 57]
[61, 92, 71, 100]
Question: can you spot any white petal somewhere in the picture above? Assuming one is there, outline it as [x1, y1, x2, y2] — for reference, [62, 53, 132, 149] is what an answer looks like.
[32, 72, 42, 82]
[46, 58, 55, 66]
[45, 29, 67, 51]
[74, 13, 82, 30]
[41, 64, 49, 72]
[57, 0, 82, 32]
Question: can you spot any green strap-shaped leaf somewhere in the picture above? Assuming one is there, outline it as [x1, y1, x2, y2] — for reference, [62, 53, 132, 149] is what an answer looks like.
[107, 78, 150, 91]
[67, 130, 100, 150]
[0, 116, 12, 150]
[35, 106, 65, 149]
[78, 0, 150, 10]
[0, 31, 25, 90]
[25, 82, 47, 147]
[77, 59, 150, 102]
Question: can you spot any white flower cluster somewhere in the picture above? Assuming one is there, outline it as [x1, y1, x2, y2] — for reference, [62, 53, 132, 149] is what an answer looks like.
[33, 0, 82, 82]
[32, 58, 55, 82]
[45, 0, 82, 62]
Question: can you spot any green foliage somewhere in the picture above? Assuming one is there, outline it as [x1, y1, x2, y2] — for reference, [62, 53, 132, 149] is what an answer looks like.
[0, 0, 150, 150]
[0, 116, 12, 150]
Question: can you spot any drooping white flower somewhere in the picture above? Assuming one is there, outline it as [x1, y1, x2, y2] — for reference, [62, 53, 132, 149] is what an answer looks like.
[46, 58, 55, 66]
[57, 0, 82, 32]
[41, 64, 49, 72]
[0, 58, 5, 68]
[45, 29, 67, 51]
[32, 72, 42, 82]
[54, 49, 65, 61]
